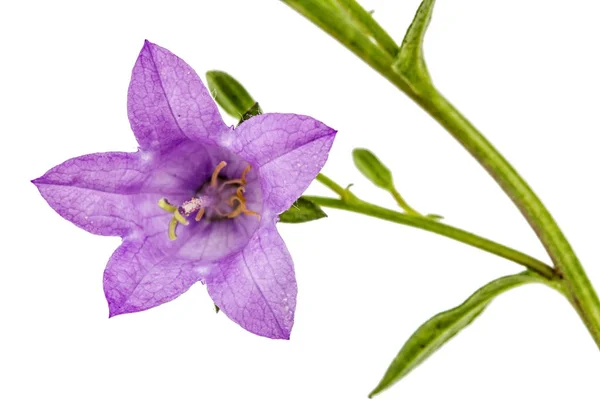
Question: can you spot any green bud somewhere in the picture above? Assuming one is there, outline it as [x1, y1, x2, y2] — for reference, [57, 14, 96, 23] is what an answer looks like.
[205, 70, 256, 119]
[352, 148, 394, 190]
[279, 197, 327, 223]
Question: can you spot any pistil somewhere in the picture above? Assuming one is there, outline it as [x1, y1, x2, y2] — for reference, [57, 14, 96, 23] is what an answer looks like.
[158, 161, 260, 240]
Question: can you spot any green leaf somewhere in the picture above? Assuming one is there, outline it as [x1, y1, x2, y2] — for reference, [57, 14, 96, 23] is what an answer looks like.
[205, 70, 256, 119]
[279, 197, 327, 223]
[352, 148, 394, 190]
[392, 0, 436, 84]
[214, 303, 220, 314]
[369, 271, 548, 398]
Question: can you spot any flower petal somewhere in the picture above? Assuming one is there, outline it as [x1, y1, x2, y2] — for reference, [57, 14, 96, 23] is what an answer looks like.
[104, 211, 264, 316]
[104, 237, 203, 316]
[128, 40, 229, 153]
[232, 113, 336, 213]
[32, 152, 152, 236]
[206, 223, 297, 339]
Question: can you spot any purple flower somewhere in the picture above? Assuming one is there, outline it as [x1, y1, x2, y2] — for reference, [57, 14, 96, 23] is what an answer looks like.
[32, 41, 336, 339]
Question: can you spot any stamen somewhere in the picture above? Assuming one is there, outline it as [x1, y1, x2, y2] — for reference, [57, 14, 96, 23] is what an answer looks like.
[226, 205, 245, 219]
[158, 198, 177, 213]
[218, 165, 252, 191]
[168, 217, 178, 240]
[236, 187, 246, 200]
[243, 209, 261, 220]
[228, 189, 246, 207]
[214, 207, 231, 217]
[159, 162, 258, 241]
[229, 195, 242, 207]
[195, 207, 205, 222]
[240, 165, 251, 184]
[218, 179, 244, 191]
[211, 161, 227, 187]
[225, 193, 260, 221]
[174, 209, 189, 225]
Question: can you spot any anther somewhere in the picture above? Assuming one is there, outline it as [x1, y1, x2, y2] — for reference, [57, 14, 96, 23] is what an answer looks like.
[195, 207, 205, 222]
[217, 165, 252, 191]
[214, 207, 229, 217]
[211, 161, 228, 187]
[226, 189, 246, 207]
[226, 205, 245, 219]
[236, 187, 246, 200]
[240, 165, 251, 184]
[218, 179, 244, 191]
[159, 162, 258, 241]
[224, 194, 260, 221]
[243, 209, 261, 220]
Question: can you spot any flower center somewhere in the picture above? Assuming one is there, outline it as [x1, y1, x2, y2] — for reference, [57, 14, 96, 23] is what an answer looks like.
[158, 161, 260, 240]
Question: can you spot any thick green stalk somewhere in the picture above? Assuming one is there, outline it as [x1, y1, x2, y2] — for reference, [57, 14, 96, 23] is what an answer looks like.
[405, 86, 600, 346]
[305, 196, 557, 281]
[281, 1, 411, 94]
[334, 0, 399, 57]
[281, 0, 600, 347]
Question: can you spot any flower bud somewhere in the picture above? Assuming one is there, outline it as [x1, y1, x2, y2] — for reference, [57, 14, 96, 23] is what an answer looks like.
[206, 70, 256, 119]
[352, 148, 394, 190]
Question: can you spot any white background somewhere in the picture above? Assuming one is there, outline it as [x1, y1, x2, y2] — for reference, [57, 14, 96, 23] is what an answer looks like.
[2, 0, 600, 399]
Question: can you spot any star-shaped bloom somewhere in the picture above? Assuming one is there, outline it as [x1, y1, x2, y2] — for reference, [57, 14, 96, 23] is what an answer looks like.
[32, 41, 336, 339]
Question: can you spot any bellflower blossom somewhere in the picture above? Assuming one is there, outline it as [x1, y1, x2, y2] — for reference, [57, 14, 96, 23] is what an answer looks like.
[32, 41, 336, 339]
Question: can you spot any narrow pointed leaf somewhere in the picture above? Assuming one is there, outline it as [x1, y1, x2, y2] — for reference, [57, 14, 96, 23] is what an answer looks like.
[393, 0, 436, 83]
[369, 271, 550, 398]
[279, 197, 327, 223]
[206, 70, 256, 119]
[352, 148, 394, 190]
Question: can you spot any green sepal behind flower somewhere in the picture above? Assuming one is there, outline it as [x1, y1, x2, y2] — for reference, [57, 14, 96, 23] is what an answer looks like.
[279, 197, 327, 223]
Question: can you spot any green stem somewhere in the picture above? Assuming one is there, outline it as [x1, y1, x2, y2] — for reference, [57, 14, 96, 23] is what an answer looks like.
[334, 0, 399, 57]
[408, 87, 600, 347]
[281, 1, 411, 95]
[316, 173, 360, 203]
[305, 195, 557, 281]
[281, 0, 600, 348]
[390, 188, 421, 216]
[316, 173, 347, 197]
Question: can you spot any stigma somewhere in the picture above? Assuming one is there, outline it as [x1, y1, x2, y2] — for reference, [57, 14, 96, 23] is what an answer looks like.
[158, 161, 260, 240]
